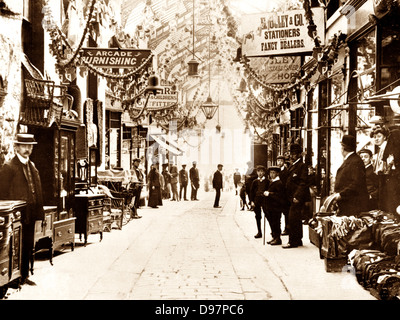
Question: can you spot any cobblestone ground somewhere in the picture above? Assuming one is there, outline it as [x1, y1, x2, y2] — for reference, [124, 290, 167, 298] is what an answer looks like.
[5, 189, 374, 300]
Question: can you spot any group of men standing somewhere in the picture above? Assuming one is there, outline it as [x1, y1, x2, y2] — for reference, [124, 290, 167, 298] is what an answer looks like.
[244, 143, 309, 248]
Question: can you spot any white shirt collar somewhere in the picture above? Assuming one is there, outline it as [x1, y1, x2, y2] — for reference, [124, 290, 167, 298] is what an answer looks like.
[16, 153, 29, 165]
[271, 176, 280, 182]
[258, 176, 265, 181]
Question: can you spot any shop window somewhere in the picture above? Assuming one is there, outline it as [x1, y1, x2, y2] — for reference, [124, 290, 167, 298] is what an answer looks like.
[380, 23, 400, 90]
[355, 29, 376, 99]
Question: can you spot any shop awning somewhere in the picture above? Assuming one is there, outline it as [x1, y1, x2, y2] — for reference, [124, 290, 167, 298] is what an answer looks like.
[150, 134, 183, 156]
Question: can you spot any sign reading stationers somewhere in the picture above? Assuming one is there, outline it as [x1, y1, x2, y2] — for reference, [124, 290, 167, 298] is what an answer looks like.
[241, 8, 325, 57]
[80, 48, 152, 68]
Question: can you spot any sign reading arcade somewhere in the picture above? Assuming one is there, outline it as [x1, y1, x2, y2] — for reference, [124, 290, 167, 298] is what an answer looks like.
[79, 48, 152, 68]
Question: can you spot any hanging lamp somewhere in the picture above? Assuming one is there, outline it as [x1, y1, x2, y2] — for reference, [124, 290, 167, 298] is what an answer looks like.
[187, 0, 199, 76]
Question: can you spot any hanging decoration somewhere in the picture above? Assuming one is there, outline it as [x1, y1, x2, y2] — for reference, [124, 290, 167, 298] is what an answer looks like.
[43, 0, 97, 74]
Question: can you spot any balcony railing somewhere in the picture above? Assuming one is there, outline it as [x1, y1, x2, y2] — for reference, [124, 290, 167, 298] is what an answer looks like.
[20, 78, 73, 127]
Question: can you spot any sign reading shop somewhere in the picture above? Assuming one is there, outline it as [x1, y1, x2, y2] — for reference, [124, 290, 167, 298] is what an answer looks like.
[79, 48, 152, 68]
[249, 56, 301, 84]
[241, 8, 324, 57]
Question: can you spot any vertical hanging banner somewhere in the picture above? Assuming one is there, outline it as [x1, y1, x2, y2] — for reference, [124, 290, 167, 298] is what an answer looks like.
[241, 8, 325, 57]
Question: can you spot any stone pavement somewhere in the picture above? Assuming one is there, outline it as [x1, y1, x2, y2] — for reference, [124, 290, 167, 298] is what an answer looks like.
[4, 190, 375, 300]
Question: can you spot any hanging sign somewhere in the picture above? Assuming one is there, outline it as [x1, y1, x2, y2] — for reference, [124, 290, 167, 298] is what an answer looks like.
[249, 56, 301, 83]
[241, 8, 325, 57]
[79, 48, 152, 68]
[133, 81, 179, 111]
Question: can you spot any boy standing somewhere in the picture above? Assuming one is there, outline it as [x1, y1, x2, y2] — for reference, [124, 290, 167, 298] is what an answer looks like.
[264, 166, 286, 245]
[250, 165, 269, 239]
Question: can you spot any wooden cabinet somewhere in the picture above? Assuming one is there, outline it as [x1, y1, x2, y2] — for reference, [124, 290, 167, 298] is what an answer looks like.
[30, 206, 57, 274]
[53, 217, 75, 251]
[74, 194, 104, 245]
[0, 201, 26, 299]
[29, 121, 79, 251]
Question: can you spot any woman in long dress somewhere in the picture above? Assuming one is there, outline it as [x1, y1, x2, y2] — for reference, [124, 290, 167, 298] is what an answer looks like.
[148, 165, 162, 208]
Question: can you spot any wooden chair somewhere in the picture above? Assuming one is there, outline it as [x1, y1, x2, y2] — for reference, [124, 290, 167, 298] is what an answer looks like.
[98, 185, 124, 230]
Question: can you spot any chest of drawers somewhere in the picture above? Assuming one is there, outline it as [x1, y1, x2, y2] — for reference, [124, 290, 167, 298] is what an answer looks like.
[74, 194, 104, 245]
[30, 206, 56, 274]
[0, 201, 26, 299]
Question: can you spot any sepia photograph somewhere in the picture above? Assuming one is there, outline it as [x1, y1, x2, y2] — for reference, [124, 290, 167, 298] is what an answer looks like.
[0, 0, 400, 308]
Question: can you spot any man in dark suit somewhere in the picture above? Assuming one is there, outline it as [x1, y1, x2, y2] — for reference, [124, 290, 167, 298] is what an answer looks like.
[179, 164, 188, 201]
[332, 135, 369, 216]
[276, 155, 290, 235]
[283, 143, 310, 248]
[358, 148, 379, 210]
[189, 161, 200, 200]
[250, 165, 270, 239]
[0, 134, 45, 285]
[212, 164, 223, 208]
[244, 161, 258, 209]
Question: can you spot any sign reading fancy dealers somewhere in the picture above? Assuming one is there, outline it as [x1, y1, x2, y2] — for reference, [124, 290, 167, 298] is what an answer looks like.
[79, 48, 152, 68]
[241, 8, 324, 57]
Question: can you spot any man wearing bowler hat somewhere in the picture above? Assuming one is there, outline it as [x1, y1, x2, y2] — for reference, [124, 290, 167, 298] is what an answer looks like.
[283, 143, 310, 248]
[0, 133, 45, 285]
[332, 135, 369, 216]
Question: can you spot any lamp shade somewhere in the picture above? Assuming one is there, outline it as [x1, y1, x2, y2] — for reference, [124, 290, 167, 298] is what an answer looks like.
[188, 58, 200, 76]
[145, 75, 163, 95]
[237, 79, 247, 93]
[201, 96, 218, 120]
[233, 47, 242, 62]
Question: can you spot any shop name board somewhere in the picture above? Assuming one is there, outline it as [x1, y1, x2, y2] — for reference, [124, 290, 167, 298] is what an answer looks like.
[249, 56, 301, 83]
[147, 83, 178, 109]
[241, 8, 324, 57]
[79, 48, 152, 68]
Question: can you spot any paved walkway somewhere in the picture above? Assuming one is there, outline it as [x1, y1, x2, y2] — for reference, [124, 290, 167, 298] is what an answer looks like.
[4, 190, 375, 300]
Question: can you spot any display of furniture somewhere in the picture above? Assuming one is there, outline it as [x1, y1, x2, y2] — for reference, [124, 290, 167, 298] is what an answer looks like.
[74, 194, 104, 245]
[0, 201, 26, 299]
[30, 206, 56, 275]
[27, 121, 79, 252]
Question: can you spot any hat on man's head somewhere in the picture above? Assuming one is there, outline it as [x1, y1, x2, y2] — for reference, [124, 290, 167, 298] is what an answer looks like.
[182, 164, 186, 167]
[268, 166, 280, 173]
[217, 164, 223, 168]
[358, 148, 373, 157]
[289, 143, 302, 154]
[255, 165, 267, 172]
[13, 133, 37, 145]
[341, 135, 356, 151]
[276, 155, 286, 161]
[132, 157, 141, 163]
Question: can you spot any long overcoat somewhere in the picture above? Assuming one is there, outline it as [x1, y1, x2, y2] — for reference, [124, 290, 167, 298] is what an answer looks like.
[334, 153, 369, 216]
[0, 156, 44, 224]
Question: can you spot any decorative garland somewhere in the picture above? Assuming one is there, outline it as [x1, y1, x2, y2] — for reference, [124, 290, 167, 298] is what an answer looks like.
[44, 0, 97, 71]
[241, 54, 318, 93]
[80, 53, 154, 80]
